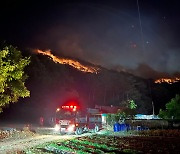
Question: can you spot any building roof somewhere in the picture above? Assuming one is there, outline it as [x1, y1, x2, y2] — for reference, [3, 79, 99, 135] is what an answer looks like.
[95, 105, 124, 114]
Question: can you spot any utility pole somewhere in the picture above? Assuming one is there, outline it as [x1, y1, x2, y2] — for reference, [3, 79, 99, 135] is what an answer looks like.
[148, 79, 155, 117]
[127, 93, 129, 101]
[152, 101, 155, 118]
[103, 87, 107, 104]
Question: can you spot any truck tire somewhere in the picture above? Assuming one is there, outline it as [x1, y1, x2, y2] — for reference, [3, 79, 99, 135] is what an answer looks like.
[94, 125, 99, 133]
[75, 128, 83, 135]
[83, 126, 89, 132]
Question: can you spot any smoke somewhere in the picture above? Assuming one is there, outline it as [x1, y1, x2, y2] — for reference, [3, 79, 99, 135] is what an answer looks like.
[57, 35, 84, 59]
[27, 1, 180, 78]
[31, 23, 180, 78]
[166, 50, 180, 73]
[113, 63, 180, 79]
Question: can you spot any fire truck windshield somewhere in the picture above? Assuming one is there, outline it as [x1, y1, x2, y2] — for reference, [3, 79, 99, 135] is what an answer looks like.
[56, 110, 75, 120]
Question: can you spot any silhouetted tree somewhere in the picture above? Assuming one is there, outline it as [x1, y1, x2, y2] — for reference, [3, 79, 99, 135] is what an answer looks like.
[0, 45, 30, 112]
[159, 94, 180, 119]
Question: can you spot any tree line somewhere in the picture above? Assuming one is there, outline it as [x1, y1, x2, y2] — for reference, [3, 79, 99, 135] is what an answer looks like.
[1, 45, 179, 121]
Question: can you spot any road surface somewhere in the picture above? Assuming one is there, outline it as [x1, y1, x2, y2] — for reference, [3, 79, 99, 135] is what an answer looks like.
[0, 133, 85, 153]
[0, 123, 95, 153]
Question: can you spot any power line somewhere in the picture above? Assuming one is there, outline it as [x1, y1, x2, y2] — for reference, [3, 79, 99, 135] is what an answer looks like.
[137, 0, 145, 52]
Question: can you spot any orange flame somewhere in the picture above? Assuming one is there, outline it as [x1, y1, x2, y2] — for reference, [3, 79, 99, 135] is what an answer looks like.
[35, 49, 99, 74]
[155, 78, 180, 84]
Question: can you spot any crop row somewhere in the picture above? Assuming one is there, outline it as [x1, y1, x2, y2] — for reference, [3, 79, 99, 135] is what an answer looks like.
[28, 133, 180, 154]
[43, 139, 122, 154]
[137, 129, 180, 137]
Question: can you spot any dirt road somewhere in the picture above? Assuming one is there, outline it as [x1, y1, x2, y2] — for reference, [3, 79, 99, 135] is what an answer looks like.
[0, 134, 77, 154]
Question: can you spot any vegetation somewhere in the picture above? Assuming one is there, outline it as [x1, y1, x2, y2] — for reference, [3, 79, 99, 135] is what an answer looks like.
[0, 45, 30, 112]
[28, 135, 128, 153]
[22, 53, 152, 119]
[129, 100, 137, 109]
[27, 134, 180, 154]
[158, 94, 180, 119]
[106, 100, 137, 125]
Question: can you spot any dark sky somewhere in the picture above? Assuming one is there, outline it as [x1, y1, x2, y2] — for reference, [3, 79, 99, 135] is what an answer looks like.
[0, 0, 180, 78]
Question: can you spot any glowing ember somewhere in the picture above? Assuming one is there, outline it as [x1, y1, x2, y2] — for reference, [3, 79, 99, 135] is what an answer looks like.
[35, 49, 99, 74]
[155, 78, 180, 84]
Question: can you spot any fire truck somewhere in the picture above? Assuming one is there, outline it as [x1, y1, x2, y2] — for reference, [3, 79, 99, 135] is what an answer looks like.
[54, 103, 102, 135]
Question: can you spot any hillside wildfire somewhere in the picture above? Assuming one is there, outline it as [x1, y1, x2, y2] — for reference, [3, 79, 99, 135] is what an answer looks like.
[35, 49, 100, 74]
[155, 77, 180, 84]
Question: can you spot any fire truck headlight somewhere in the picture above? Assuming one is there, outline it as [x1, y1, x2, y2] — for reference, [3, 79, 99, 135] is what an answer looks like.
[67, 124, 75, 132]
[54, 124, 60, 131]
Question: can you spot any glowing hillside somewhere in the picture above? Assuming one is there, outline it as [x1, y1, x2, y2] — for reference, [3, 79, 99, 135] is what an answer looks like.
[35, 49, 99, 74]
[155, 78, 180, 84]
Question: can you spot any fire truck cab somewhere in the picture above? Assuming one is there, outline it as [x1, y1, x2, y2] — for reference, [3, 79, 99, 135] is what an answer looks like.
[54, 104, 102, 135]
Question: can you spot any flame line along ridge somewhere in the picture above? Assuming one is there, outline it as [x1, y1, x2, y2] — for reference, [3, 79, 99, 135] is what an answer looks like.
[155, 78, 180, 84]
[35, 49, 100, 74]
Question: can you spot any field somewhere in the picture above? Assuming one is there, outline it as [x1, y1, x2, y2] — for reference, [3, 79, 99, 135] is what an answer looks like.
[27, 130, 180, 154]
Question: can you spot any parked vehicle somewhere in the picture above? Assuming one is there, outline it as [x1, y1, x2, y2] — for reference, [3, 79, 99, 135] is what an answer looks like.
[54, 103, 102, 135]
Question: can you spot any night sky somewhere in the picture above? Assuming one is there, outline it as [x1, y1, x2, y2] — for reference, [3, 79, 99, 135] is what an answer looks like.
[0, 0, 180, 78]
